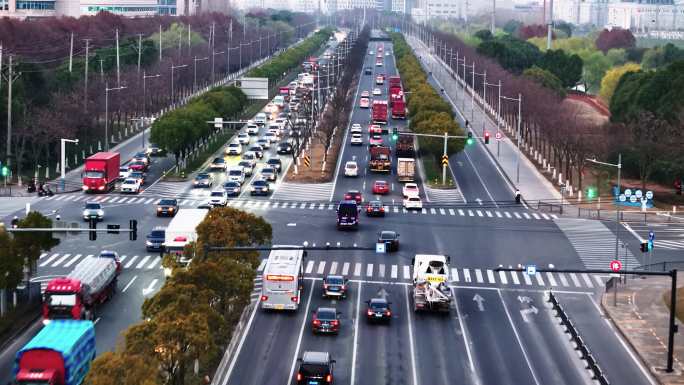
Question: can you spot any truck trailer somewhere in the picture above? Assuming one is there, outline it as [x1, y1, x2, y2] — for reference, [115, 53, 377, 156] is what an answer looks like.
[412, 254, 452, 312]
[43, 256, 119, 321]
[164, 208, 209, 266]
[14, 320, 96, 385]
[371, 100, 388, 125]
[369, 146, 391, 172]
[82, 152, 119, 193]
[396, 158, 416, 182]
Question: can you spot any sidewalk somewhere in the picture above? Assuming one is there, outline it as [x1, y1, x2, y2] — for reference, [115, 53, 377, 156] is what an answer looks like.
[602, 275, 684, 384]
[406, 35, 562, 205]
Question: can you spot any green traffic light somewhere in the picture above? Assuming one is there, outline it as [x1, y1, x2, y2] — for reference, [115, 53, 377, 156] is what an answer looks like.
[392, 134, 398, 141]
[586, 187, 596, 199]
[0, 166, 7, 177]
[466, 138, 474, 145]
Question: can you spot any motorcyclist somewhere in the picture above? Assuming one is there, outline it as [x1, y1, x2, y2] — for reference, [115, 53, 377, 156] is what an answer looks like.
[515, 189, 521, 204]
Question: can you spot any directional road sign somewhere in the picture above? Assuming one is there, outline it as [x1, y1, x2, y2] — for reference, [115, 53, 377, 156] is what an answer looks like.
[375, 242, 386, 254]
[526, 265, 537, 275]
[441, 155, 449, 167]
[610, 260, 622, 272]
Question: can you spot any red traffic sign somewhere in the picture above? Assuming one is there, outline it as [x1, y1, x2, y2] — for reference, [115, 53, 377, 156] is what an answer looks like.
[610, 260, 622, 272]
[495, 132, 502, 140]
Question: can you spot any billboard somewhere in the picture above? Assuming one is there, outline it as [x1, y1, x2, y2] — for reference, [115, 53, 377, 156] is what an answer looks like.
[235, 77, 269, 100]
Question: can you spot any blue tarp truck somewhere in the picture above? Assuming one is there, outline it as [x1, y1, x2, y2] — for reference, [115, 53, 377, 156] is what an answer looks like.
[14, 320, 96, 385]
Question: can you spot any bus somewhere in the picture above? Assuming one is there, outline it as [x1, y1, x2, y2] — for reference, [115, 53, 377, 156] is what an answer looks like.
[260, 246, 305, 311]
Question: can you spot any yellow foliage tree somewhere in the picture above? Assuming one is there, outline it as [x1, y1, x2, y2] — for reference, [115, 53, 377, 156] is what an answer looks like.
[599, 62, 641, 105]
[84, 351, 159, 385]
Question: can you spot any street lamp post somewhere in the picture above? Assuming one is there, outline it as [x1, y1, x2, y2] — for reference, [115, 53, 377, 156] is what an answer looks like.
[484, 79, 502, 156]
[211, 50, 225, 85]
[193, 56, 208, 92]
[60, 138, 78, 192]
[104, 83, 127, 151]
[170, 63, 188, 103]
[142, 71, 160, 148]
[501, 93, 522, 183]
[471, 65, 486, 122]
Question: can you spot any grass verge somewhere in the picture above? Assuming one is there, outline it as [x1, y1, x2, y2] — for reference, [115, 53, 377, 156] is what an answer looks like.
[420, 151, 454, 188]
[663, 286, 684, 323]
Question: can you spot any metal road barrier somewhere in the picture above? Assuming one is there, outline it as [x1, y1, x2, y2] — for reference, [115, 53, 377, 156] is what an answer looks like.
[548, 291, 610, 385]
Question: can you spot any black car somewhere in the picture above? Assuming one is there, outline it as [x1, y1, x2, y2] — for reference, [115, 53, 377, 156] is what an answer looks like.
[365, 200, 385, 217]
[193, 172, 213, 188]
[223, 181, 241, 197]
[296, 351, 335, 385]
[323, 275, 348, 299]
[366, 297, 392, 323]
[266, 158, 282, 172]
[311, 307, 341, 334]
[364, 67, 372, 75]
[156, 198, 178, 217]
[277, 142, 293, 154]
[146, 227, 166, 252]
[378, 230, 399, 252]
[251, 179, 270, 196]
[249, 145, 264, 159]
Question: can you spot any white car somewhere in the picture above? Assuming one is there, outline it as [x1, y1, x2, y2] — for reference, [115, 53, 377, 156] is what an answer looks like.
[369, 50, 374, 55]
[254, 112, 268, 126]
[238, 160, 254, 176]
[403, 196, 423, 210]
[119, 166, 130, 180]
[242, 151, 257, 164]
[208, 190, 228, 206]
[402, 183, 420, 197]
[373, 88, 382, 96]
[246, 124, 259, 135]
[344, 161, 358, 177]
[227, 167, 245, 185]
[120, 178, 141, 194]
[376, 61, 383, 67]
[350, 133, 363, 145]
[226, 142, 242, 156]
[237, 132, 251, 145]
[257, 138, 271, 149]
[350, 123, 362, 134]
[264, 132, 278, 143]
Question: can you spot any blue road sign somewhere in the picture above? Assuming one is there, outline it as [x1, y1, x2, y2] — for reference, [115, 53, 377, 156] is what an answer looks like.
[526, 265, 537, 275]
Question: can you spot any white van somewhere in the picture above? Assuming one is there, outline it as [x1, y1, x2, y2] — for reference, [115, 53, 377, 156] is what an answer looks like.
[261, 246, 304, 311]
[254, 112, 267, 126]
[227, 167, 245, 185]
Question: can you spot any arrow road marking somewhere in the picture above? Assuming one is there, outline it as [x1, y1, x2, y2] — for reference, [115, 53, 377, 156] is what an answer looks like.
[476, 198, 482, 205]
[517, 296, 532, 304]
[520, 306, 539, 323]
[472, 294, 485, 311]
[142, 279, 158, 296]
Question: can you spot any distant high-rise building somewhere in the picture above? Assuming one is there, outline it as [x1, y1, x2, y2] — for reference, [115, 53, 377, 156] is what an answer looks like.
[411, 0, 459, 22]
[554, 0, 683, 31]
[391, 0, 406, 12]
[0, 0, 196, 18]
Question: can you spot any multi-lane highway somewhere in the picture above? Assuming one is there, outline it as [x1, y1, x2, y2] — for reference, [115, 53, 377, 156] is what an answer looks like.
[0, 30, 658, 385]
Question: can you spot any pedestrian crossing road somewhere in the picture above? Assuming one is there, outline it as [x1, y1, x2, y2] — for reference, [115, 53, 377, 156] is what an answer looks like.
[270, 182, 334, 201]
[39, 192, 559, 221]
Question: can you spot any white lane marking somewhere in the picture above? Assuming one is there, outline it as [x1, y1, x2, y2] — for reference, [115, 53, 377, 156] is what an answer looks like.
[40, 254, 60, 267]
[523, 213, 531, 219]
[449, 208, 455, 215]
[532, 213, 540, 220]
[523, 273, 532, 285]
[65, 254, 87, 268]
[451, 268, 459, 282]
[468, 210, 474, 216]
[317, 261, 326, 275]
[477, 210, 484, 217]
[594, 275, 605, 286]
[505, 212, 512, 218]
[52, 253, 71, 267]
[257, 259, 267, 271]
[535, 273, 545, 286]
[300, 202, 306, 209]
[403, 265, 411, 279]
[391, 265, 398, 279]
[124, 255, 139, 269]
[350, 281, 363, 385]
[404, 285, 419, 385]
[147, 257, 161, 269]
[430, 208, 436, 215]
[329, 261, 338, 275]
[354, 263, 362, 277]
[39, 253, 48, 259]
[272, 202, 280, 208]
[475, 269, 484, 283]
[439, 208, 446, 215]
[462, 147, 499, 208]
[122, 276, 137, 292]
[458, 209, 465, 216]
[305, 260, 314, 274]
[119, 255, 128, 263]
[541, 213, 550, 220]
[452, 286, 478, 375]
[513, 212, 521, 219]
[378, 264, 385, 278]
[497, 290, 542, 385]
[463, 268, 471, 282]
[342, 262, 350, 276]
[496, 211, 502, 218]
[546, 272, 558, 286]
[499, 271, 508, 284]
[570, 273, 581, 287]
[144, 198, 155, 204]
[286, 281, 316, 385]
[511, 271, 520, 285]
[366, 263, 374, 277]
[222, 289, 263, 384]
[551, 214, 558, 219]
[136, 255, 151, 269]
[486, 269, 496, 283]
[486, 211, 493, 217]
[582, 273, 594, 288]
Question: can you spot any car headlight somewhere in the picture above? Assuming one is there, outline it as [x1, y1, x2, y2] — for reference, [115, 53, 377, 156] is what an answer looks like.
[193, 181, 198, 185]
[83, 210, 88, 216]
[97, 210, 104, 216]
[146, 240, 154, 246]
[251, 186, 256, 191]
[82, 185, 89, 191]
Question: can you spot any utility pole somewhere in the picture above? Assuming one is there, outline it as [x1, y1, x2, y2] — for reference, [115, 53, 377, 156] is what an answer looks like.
[99, 59, 104, 81]
[137, 34, 142, 74]
[193, 56, 208, 92]
[178, 23, 183, 62]
[491, 0, 496, 35]
[69, 32, 74, 73]
[159, 24, 163, 62]
[188, 24, 192, 56]
[115, 28, 120, 87]
[84, 39, 91, 111]
[547, 0, 554, 50]
[0, 44, 3, 91]
[2, 55, 20, 172]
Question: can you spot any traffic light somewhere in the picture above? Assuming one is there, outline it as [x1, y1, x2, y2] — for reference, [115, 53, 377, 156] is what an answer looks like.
[0, 165, 8, 177]
[391, 127, 398, 141]
[484, 131, 490, 144]
[466, 132, 474, 145]
[586, 187, 597, 200]
[89, 218, 97, 241]
[129, 219, 138, 241]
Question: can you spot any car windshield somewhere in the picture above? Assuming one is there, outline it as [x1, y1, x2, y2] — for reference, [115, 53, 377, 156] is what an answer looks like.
[130, 172, 143, 177]
[229, 170, 242, 176]
[85, 203, 100, 210]
[196, 175, 209, 180]
[254, 180, 267, 186]
[99, 252, 116, 258]
[150, 230, 165, 238]
[213, 158, 224, 163]
[317, 309, 337, 320]
[239, 162, 251, 168]
[159, 199, 176, 205]
[84, 171, 104, 178]
[224, 182, 239, 188]
[409, 197, 420, 202]
[211, 192, 224, 197]
[346, 164, 356, 169]
[370, 300, 387, 310]
[338, 203, 357, 215]
[380, 232, 395, 240]
[123, 179, 136, 185]
[229, 143, 239, 148]
[263, 168, 274, 173]
[326, 277, 344, 285]
[300, 364, 329, 377]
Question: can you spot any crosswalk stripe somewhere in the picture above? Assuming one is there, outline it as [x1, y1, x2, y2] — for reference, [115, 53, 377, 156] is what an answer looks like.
[463, 268, 472, 282]
[232, 201, 243, 207]
[551, 214, 558, 219]
[147, 257, 161, 269]
[439, 208, 447, 215]
[299, 202, 307, 209]
[535, 273, 545, 286]
[318, 203, 325, 210]
[541, 213, 550, 220]
[354, 263, 362, 277]
[181, 199, 191, 205]
[421, 208, 427, 214]
[257, 259, 267, 271]
[136, 256, 151, 269]
[305, 260, 314, 274]
[532, 213, 540, 219]
[328, 204, 335, 210]
[430, 208, 436, 214]
[329, 261, 338, 275]
[475, 269, 484, 283]
[458, 209, 465, 216]
[523, 273, 532, 285]
[40, 254, 60, 267]
[523, 213, 531, 219]
[451, 268, 459, 282]
[144, 198, 155, 204]
[511, 271, 520, 285]
[581, 274, 594, 288]
[391, 265, 398, 279]
[402, 208, 407, 214]
[55, 196, 66, 201]
[558, 273, 569, 287]
[486, 269, 495, 283]
[119, 255, 128, 263]
[393, 206, 399, 213]
[477, 210, 483, 217]
[378, 264, 385, 278]
[403, 265, 410, 279]
[317, 261, 326, 274]
[486, 211, 493, 217]
[594, 275, 605, 286]
[112, 197, 123, 203]
[468, 210, 474, 217]
[272, 202, 280, 208]
[505, 212, 512, 218]
[309, 203, 316, 209]
[570, 273, 581, 287]
[513, 212, 521, 219]
[448, 209, 455, 215]
[546, 272, 558, 286]
[495, 211, 502, 218]
[499, 271, 508, 284]
[124, 256, 139, 269]
[342, 262, 350, 275]
[366, 264, 373, 277]
[65, 254, 86, 267]
[52, 253, 71, 267]
[39, 253, 48, 259]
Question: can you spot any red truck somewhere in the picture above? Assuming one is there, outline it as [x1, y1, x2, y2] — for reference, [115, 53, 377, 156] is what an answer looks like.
[14, 320, 96, 385]
[396, 133, 415, 158]
[369, 146, 391, 172]
[43, 256, 119, 321]
[372, 100, 388, 125]
[82, 152, 119, 193]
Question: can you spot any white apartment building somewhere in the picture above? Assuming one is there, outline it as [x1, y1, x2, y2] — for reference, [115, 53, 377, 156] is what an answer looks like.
[555, 0, 683, 31]
[392, 0, 406, 12]
[0, 0, 194, 18]
[411, 0, 458, 22]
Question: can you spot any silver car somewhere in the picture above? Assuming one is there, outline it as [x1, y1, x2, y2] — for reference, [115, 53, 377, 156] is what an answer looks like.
[83, 202, 104, 221]
[238, 160, 254, 176]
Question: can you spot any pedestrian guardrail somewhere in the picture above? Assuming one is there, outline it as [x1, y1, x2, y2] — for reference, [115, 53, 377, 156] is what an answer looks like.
[548, 292, 610, 385]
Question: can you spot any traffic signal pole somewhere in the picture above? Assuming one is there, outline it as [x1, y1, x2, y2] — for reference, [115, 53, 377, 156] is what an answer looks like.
[442, 132, 448, 185]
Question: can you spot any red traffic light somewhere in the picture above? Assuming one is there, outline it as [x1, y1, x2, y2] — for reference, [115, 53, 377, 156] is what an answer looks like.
[484, 131, 490, 144]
